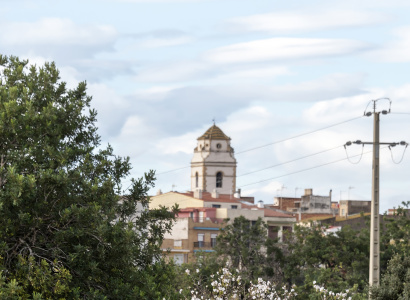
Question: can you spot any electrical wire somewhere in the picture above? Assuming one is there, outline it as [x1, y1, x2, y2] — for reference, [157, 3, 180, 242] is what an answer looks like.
[238, 145, 343, 177]
[152, 116, 363, 176]
[238, 150, 373, 188]
[389, 144, 408, 164]
[157, 166, 190, 175]
[236, 116, 363, 155]
[344, 144, 365, 164]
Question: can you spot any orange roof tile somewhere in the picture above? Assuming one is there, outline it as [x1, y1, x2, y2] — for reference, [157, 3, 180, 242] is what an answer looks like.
[197, 125, 231, 141]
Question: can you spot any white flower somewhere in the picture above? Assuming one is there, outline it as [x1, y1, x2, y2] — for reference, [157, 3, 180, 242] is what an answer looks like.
[185, 269, 190, 275]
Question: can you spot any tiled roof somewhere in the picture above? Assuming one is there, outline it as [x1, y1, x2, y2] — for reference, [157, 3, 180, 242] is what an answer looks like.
[198, 125, 231, 141]
[170, 192, 293, 219]
[241, 203, 293, 218]
[262, 208, 294, 218]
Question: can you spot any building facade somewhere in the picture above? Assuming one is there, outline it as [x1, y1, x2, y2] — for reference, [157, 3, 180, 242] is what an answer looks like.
[191, 125, 237, 195]
[151, 125, 296, 264]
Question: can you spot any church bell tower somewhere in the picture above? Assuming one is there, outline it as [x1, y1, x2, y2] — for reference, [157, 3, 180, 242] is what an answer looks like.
[191, 125, 237, 194]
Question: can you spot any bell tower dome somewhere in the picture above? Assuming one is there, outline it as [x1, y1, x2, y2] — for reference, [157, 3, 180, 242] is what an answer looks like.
[191, 125, 237, 194]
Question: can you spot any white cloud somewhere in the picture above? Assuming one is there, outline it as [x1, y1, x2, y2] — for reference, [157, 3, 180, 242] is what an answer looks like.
[137, 36, 194, 48]
[213, 66, 291, 83]
[114, 0, 211, 2]
[0, 18, 117, 46]
[372, 26, 410, 62]
[204, 38, 371, 64]
[226, 10, 389, 34]
[135, 61, 212, 83]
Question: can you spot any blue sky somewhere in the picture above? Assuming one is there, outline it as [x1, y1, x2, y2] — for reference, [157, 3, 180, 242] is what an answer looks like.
[2, 0, 410, 212]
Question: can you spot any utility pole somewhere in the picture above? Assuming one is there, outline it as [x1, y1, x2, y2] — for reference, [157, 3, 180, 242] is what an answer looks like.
[345, 98, 407, 291]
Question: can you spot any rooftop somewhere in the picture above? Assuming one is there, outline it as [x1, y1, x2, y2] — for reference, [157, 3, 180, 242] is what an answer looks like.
[197, 125, 231, 141]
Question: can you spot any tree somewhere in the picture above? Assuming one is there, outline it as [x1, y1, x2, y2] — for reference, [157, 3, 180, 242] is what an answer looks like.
[370, 253, 410, 300]
[215, 216, 272, 282]
[0, 55, 178, 299]
[284, 223, 369, 297]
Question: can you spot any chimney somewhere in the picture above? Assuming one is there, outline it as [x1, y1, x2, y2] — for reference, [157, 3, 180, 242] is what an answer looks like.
[329, 189, 332, 200]
[234, 188, 241, 198]
[156, 189, 162, 196]
[304, 188, 313, 196]
[211, 189, 219, 198]
[194, 189, 202, 199]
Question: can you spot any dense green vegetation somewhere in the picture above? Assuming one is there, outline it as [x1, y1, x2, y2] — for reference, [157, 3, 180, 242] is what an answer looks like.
[0, 55, 179, 299]
[178, 204, 410, 299]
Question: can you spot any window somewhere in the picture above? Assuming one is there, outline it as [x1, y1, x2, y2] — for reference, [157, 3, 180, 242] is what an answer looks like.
[216, 172, 223, 188]
[231, 205, 237, 209]
[211, 234, 217, 247]
[195, 172, 198, 188]
[216, 143, 222, 149]
[174, 254, 184, 265]
[174, 240, 182, 248]
[212, 204, 221, 208]
[268, 226, 279, 240]
[198, 234, 204, 247]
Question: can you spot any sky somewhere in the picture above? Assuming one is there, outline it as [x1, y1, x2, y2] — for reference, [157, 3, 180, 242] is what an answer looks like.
[1, 0, 410, 213]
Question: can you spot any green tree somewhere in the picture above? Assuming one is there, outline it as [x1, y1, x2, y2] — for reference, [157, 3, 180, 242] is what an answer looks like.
[284, 224, 369, 297]
[370, 253, 410, 300]
[380, 201, 410, 273]
[0, 55, 178, 299]
[215, 216, 272, 282]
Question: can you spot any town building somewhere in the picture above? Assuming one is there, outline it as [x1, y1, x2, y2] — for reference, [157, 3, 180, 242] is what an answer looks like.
[269, 189, 338, 221]
[339, 200, 371, 217]
[150, 125, 296, 264]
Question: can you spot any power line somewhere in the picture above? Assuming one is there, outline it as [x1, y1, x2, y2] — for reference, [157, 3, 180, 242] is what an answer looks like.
[238, 144, 343, 177]
[236, 116, 363, 155]
[238, 150, 373, 188]
[157, 166, 190, 175]
[155, 116, 363, 175]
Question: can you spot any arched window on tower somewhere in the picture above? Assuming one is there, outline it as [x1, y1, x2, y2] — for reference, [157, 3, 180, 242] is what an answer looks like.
[195, 172, 199, 188]
[216, 172, 223, 188]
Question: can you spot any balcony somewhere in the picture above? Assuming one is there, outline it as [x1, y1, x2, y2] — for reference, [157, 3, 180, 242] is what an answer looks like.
[193, 241, 217, 248]
[190, 217, 225, 224]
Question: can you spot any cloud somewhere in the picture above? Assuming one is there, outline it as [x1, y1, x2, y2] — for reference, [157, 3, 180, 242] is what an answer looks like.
[124, 29, 194, 49]
[0, 18, 117, 46]
[371, 26, 410, 62]
[0, 18, 118, 62]
[135, 61, 212, 83]
[226, 10, 389, 34]
[204, 38, 372, 64]
[114, 0, 211, 2]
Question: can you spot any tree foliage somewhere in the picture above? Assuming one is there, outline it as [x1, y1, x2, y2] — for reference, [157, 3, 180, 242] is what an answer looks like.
[215, 216, 276, 282]
[284, 223, 369, 295]
[370, 253, 410, 300]
[0, 55, 178, 298]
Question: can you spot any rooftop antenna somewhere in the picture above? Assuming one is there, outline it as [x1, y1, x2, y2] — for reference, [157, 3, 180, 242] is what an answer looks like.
[295, 187, 300, 198]
[348, 186, 355, 200]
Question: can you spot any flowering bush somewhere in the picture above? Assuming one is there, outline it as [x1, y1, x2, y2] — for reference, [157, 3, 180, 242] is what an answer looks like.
[181, 267, 361, 300]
